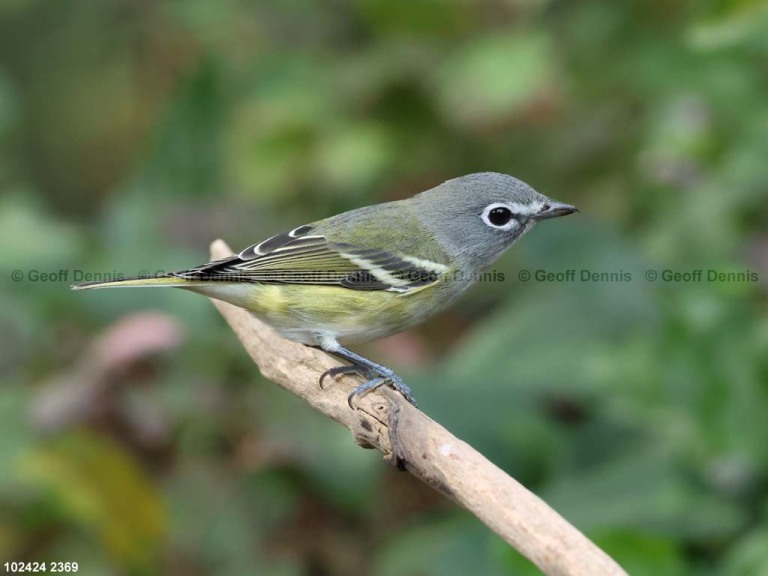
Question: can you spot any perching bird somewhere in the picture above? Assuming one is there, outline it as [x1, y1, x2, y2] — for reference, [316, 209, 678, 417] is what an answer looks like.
[73, 172, 577, 407]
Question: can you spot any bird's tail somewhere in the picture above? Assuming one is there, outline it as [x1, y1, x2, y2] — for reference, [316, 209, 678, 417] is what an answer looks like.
[71, 275, 192, 291]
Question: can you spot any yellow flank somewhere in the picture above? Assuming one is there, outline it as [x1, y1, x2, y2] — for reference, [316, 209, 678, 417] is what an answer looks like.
[253, 285, 291, 315]
[234, 282, 443, 343]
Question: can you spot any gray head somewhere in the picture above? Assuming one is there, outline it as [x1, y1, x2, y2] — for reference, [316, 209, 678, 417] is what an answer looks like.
[412, 172, 577, 271]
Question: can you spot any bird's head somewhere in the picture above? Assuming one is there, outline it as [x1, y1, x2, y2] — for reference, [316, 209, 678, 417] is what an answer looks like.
[414, 172, 578, 271]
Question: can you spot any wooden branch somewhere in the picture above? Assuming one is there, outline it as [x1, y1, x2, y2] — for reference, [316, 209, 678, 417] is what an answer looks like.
[208, 239, 627, 576]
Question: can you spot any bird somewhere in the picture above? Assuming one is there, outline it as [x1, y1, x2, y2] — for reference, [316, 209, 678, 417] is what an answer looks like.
[72, 172, 578, 407]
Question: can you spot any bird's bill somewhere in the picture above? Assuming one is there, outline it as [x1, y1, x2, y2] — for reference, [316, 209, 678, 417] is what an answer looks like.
[533, 201, 579, 221]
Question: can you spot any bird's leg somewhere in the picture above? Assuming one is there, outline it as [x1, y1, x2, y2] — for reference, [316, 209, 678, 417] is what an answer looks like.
[314, 345, 417, 408]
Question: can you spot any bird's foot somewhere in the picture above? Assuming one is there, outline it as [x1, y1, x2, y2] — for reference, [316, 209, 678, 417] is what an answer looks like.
[319, 363, 417, 408]
[347, 371, 417, 409]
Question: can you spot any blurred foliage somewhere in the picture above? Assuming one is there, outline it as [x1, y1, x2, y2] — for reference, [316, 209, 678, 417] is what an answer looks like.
[1, 0, 767, 574]
[18, 432, 165, 572]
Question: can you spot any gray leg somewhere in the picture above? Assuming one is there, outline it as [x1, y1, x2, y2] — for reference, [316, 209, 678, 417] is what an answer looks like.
[319, 345, 417, 408]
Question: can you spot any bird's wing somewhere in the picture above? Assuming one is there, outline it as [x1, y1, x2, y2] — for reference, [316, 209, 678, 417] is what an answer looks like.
[172, 225, 450, 293]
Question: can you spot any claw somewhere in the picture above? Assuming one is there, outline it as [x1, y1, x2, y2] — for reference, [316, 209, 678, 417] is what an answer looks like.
[320, 365, 362, 389]
[346, 377, 388, 408]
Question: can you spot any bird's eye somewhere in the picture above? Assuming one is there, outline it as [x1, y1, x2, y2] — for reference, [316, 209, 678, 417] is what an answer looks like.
[488, 207, 512, 226]
[482, 204, 516, 229]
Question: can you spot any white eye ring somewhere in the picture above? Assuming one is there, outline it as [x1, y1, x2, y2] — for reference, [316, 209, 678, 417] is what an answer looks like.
[481, 203, 519, 231]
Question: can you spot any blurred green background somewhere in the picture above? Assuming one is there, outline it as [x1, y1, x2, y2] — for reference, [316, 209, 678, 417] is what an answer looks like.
[2, 1, 768, 574]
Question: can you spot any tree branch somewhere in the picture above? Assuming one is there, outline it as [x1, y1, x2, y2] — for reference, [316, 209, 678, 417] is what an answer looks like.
[208, 239, 627, 576]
